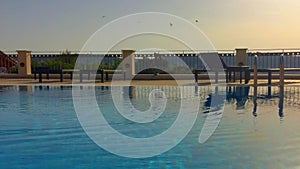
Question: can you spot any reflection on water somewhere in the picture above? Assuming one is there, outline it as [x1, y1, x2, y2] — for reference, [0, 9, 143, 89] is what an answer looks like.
[1, 85, 300, 168]
[202, 85, 287, 119]
[226, 86, 250, 110]
[251, 83, 285, 118]
[1, 85, 297, 118]
[0, 85, 297, 119]
[253, 84, 258, 117]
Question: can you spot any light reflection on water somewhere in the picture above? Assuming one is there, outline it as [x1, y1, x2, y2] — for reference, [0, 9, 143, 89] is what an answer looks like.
[0, 85, 300, 169]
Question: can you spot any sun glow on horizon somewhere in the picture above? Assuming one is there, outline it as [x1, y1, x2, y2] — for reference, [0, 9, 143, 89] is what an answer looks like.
[1, 0, 300, 51]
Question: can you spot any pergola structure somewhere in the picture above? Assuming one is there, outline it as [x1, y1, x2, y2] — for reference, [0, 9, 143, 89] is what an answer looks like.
[0, 51, 17, 73]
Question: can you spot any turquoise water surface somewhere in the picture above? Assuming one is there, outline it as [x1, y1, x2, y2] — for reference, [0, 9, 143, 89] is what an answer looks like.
[1, 85, 300, 169]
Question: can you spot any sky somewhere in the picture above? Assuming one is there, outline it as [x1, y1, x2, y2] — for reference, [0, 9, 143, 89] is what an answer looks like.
[1, 0, 300, 52]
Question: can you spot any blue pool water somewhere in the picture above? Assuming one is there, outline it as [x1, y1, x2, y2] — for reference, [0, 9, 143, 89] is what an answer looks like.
[1, 85, 300, 169]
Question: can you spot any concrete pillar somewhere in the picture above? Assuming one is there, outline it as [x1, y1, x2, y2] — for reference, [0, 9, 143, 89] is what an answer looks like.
[235, 48, 248, 66]
[17, 50, 31, 75]
[122, 50, 135, 79]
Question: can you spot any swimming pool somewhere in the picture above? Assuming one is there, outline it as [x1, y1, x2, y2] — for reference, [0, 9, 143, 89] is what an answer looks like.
[1, 85, 300, 169]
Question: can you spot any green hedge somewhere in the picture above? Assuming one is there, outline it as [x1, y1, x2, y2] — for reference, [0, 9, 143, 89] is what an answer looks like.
[31, 56, 122, 71]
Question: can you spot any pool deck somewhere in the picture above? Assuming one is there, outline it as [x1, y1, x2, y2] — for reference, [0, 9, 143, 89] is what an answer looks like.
[1, 78, 300, 86]
[1, 73, 300, 86]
